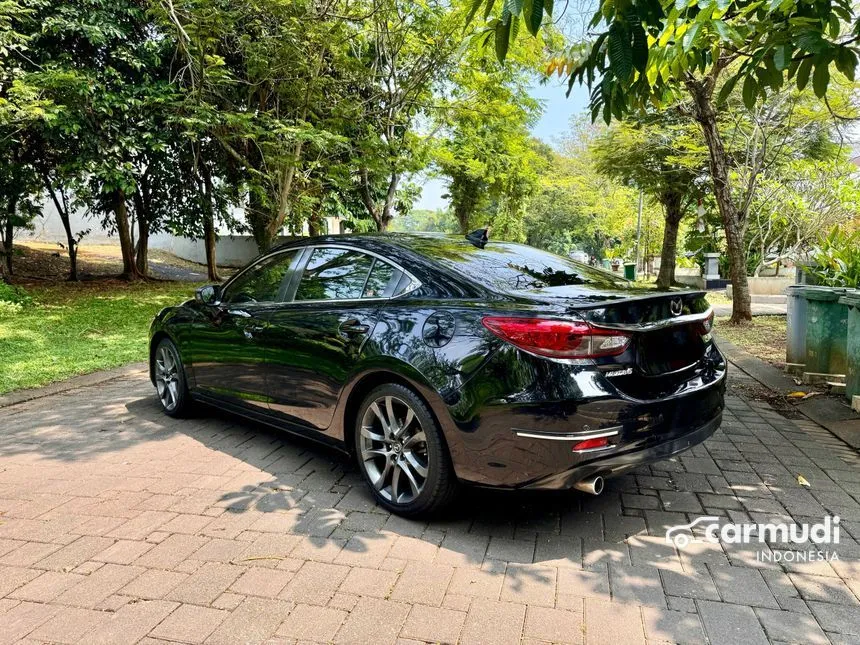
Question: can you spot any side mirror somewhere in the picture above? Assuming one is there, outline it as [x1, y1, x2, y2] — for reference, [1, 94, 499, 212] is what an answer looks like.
[195, 285, 220, 305]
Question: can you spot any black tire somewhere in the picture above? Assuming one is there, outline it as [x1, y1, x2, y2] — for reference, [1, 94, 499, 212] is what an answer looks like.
[153, 337, 193, 418]
[354, 383, 459, 517]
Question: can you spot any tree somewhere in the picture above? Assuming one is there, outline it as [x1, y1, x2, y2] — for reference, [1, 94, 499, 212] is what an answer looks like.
[592, 114, 708, 288]
[13, 0, 179, 280]
[157, 0, 359, 250]
[746, 156, 860, 275]
[526, 118, 664, 261]
[0, 155, 41, 277]
[472, 0, 860, 323]
[434, 37, 544, 235]
[0, 0, 48, 279]
[351, 0, 478, 232]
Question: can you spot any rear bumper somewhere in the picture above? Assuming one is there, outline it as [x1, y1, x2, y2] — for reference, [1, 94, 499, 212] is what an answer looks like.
[447, 356, 726, 489]
[520, 411, 722, 489]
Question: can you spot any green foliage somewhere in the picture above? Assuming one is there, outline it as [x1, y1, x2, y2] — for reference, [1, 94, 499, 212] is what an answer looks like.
[746, 155, 860, 275]
[525, 117, 665, 260]
[807, 227, 860, 288]
[390, 209, 458, 233]
[474, 0, 860, 121]
[0, 282, 32, 306]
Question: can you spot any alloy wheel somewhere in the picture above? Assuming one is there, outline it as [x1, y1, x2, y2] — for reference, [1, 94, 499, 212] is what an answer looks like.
[155, 343, 181, 412]
[359, 395, 429, 505]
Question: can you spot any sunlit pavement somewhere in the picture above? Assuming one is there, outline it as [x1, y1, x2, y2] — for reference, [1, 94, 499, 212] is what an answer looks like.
[1, 373, 859, 644]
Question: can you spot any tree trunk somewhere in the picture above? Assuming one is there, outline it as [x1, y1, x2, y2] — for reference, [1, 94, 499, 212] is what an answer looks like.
[42, 175, 79, 281]
[454, 203, 470, 235]
[686, 80, 752, 324]
[246, 188, 272, 252]
[2, 199, 14, 276]
[307, 213, 323, 237]
[114, 190, 141, 280]
[133, 189, 150, 278]
[135, 214, 149, 277]
[200, 162, 221, 282]
[379, 173, 399, 232]
[359, 168, 399, 232]
[656, 191, 683, 290]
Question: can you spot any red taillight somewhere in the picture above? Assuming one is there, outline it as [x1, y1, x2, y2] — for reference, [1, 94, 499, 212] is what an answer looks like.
[481, 317, 631, 359]
[572, 437, 610, 451]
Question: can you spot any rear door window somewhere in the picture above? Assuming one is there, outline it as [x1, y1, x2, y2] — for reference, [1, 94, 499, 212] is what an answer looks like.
[295, 248, 375, 301]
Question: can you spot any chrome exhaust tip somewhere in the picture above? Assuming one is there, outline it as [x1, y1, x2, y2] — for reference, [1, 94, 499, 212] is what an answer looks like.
[573, 475, 604, 496]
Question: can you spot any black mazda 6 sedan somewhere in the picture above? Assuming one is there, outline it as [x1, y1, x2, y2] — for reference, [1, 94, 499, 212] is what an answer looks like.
[149, 232, 726, 516]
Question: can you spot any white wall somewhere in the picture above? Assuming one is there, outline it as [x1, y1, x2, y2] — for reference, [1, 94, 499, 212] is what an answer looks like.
[150, 233, 296, 268]
[21, 199, 114, 244]
[19, 197, 344, 268]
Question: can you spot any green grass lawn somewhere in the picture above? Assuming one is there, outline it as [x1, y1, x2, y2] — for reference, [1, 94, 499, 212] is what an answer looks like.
[0, 281, 202, 394]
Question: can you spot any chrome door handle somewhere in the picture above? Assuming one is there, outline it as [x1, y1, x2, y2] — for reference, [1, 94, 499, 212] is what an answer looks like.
[339, 320, 370, 335]
[227, 309, 252, 318]
[242, 324, 266, 339]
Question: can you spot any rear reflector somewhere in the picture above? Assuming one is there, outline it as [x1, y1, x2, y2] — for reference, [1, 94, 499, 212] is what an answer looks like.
[572, 437, 610, 452]
[481, 317, 631, 359]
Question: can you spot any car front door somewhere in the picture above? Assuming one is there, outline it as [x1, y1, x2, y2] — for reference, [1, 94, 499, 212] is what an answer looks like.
[190, 249, 299, 410]
[265, 246, 410, 433]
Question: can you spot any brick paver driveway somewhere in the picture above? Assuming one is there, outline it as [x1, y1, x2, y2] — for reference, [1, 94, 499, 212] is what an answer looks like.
[1, 372, 859, 644]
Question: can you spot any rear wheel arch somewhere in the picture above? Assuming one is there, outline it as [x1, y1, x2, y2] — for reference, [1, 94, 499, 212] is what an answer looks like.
[341, 370, 447, 458]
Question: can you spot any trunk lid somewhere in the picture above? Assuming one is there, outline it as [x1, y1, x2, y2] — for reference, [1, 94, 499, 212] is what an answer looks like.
[520, 289, 714, 398]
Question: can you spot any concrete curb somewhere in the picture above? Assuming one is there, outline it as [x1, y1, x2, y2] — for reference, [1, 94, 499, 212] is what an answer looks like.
[0, 362, 149, 409]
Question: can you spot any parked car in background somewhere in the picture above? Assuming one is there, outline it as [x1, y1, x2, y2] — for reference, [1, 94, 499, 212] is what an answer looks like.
[569, 250, 590, 264]
[149, 231, 726, 516]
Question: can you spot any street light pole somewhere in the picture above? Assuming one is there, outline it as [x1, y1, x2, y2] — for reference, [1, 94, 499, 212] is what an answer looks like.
[634, 189, 643, 276]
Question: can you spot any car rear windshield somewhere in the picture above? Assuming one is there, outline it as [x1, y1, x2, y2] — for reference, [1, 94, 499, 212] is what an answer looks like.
[401, 237, 629, 293]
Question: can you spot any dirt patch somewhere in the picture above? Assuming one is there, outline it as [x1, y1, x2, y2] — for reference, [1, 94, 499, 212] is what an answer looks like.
[8, 243, 229, 284]
[7, 243, 123, 282]
[728, 378, 805, 419]
[715, 315, 787, 368]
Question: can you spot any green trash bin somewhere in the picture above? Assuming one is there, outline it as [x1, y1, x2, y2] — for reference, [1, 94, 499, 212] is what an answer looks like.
[800, 286, 849, 376]
[838, 290, 860, 399]
[624, 263, 636, 281]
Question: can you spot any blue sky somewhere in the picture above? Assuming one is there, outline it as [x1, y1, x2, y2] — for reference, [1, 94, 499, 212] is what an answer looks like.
[415, 77, 591, 210]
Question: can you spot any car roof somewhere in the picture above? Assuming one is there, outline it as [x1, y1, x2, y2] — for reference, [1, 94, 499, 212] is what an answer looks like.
[274, 232, 471, 251]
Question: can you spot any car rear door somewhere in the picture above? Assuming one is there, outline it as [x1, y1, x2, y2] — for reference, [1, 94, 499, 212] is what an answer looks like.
[264, 245, 413, 433]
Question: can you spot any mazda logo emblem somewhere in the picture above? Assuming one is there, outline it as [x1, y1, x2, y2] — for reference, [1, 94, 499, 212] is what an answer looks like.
[670, 298, 684, 316]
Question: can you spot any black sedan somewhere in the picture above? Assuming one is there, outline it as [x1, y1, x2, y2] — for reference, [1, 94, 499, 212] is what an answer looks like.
[149, 232, 726, 516]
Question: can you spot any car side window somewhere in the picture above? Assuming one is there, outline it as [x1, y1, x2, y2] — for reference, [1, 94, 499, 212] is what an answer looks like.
[221, 251, 297, 304]
[362, 260, 397, 299]
[295, 248, 375, 301]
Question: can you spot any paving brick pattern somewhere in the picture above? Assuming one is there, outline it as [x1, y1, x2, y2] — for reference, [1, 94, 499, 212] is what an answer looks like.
[1, 375, 859, 644]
